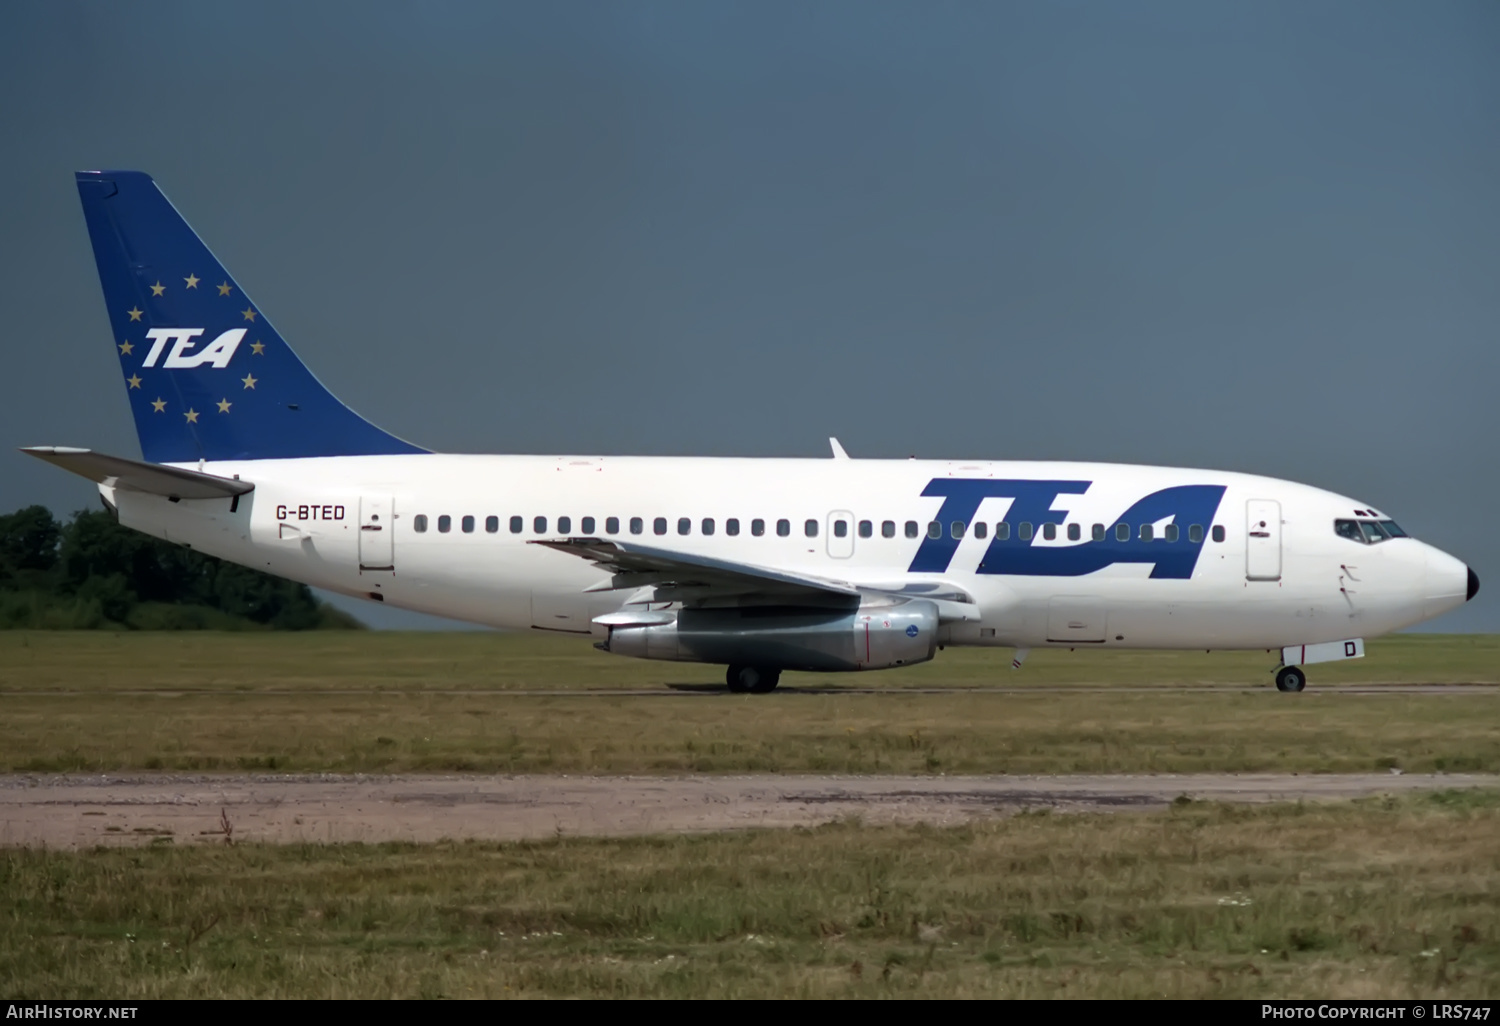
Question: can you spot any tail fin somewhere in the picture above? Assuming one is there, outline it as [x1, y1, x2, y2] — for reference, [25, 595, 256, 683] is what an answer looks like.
[75, 170, 426, 464]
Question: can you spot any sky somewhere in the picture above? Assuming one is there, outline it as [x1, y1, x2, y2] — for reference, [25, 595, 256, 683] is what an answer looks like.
[1, 1, 1496, 631]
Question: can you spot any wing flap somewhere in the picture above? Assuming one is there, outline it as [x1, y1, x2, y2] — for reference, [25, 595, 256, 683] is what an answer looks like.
[21, 446, 253, 500]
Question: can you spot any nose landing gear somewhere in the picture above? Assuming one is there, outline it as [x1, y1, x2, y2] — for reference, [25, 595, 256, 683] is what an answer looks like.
[1275, 665, 1307, 692]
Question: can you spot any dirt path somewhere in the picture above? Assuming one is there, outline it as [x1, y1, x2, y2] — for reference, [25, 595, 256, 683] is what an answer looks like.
[1, 772, 1489, 849]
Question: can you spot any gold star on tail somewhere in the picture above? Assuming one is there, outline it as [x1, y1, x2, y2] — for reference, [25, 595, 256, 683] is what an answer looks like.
[118, 340, 134, 355]
[250, 341, 265, 355]
[149, 281, 165, 296]
[127, 307, 143, 322]
[151, 398, 166, 412]
[241, 373, 257, 389]
[241, 306, 257, 322]
[127, 375, 142, 389]
[184, 409, 199, 424]
[218, 281, 233, 296]
[217, 398, 232, 413]
[184, 274, 200, 289]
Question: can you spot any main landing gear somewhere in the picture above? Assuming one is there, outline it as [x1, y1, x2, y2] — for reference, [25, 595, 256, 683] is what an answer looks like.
[726, 664, 781, 694]
[1275, 665, 1307, 693]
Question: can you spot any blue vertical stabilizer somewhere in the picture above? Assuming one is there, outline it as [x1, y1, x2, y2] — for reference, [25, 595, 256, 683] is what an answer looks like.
[76, 170, 427, 463]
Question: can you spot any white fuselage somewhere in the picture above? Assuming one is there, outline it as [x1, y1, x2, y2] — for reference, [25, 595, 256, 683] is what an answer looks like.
[105, 453, 1471, 654]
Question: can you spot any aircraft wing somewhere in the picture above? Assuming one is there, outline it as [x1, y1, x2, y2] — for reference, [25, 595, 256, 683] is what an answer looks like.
[528, 538, 861, 606]
[20, 447, 254, 500]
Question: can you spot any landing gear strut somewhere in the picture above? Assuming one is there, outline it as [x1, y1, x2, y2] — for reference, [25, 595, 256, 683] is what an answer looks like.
[726, 664, 781, 694]
[1275, 665, 1307, 692]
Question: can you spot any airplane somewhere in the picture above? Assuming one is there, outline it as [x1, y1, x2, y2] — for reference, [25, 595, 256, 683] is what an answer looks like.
[24, 170, 1479, 694]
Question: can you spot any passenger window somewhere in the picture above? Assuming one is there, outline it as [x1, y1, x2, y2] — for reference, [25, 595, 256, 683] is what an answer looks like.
[654, 517, 667, 535]
[1115, 523, 1129, 542]
[726, 518, 740, 536]
[951, 521, 965, 539]
[414, 514, 428, 533]
[973, 522, 987, 540]
[1018, 522, 1034, 541]
[485, 515, 498, 533]
[558, 516, 572, 534]
[1212, 525, 1226, 543]
[439, 515, 452, 533]
[1164, 524, 1179, 543]
[702, 518, 715, 536]
[1067, 523, 1081, 542]
[882, 520, 896, 538]
[927, 521, 942, 540]
[1042, 523, 1056, 541]
[834, 520, 848, 538]
[510, 516, 523, 534]
[995, 522, 1010, 540]
[581, 516, 595, 534]
[777, 519, 790, 537]
[1092, 524, 1104, 542]
[678, 517, 691, 536]
[1139, 524, 1153, 542]
[462, 515, 475, 534]
[630, 517, 644, 535]
[606, 517, 619, 535]
[1189, 524, 1204, 544]
[531, 516, 545, 534]
[805, 519, 819, 537]
[905, 521, 919, 539]
[752, 519, 766, 537]
[858, 520, 872, 538]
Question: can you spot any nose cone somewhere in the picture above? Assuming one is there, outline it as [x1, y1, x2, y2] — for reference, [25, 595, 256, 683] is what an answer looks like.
[1469, 566, 1481, 602]
[1423, 546, 1471, 619]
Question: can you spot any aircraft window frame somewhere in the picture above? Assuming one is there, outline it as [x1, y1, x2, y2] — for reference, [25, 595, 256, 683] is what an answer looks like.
[927, 521, 942, 540]
[702, 518, 715, 536]
[462, 515, 475, 534]
[510, 516, 523, 534]
[777, 519, 791, 537]
[1212, 525, 1226, 543]
[1139, 523, 1153, 542]
[1092, 524, 1105, 542]
[485, 515, 499, 534]
[1164, 523, 1179, 543]
[1042, 522, 1057, 541]
[1189, 524, 1203, 544]
[414, 514, 428, 533]
[973, 522, 987, 540]
[995, 522, 1010, 540]
[558, 516, 572, 534]
[1382, 520, 1408, 538]
[726, 518, 740, 536]
[1115, 523, 1129, 542]
[1018, 522, 1034, 541]
[805, 519, 819, 538]
[905, 521, 919, 539]
[752, 518, 766, 537]
[882, 520, 896, 538]
[605, 516, 620, 535]
[630, 517, 644, 535]
[531, 516, 544, 534]
[834, 520, 848, 539]
[1359, 521, 1389, 544]
[440, 515, 453, 534]
[858, 520, 872, 539]
[678, 517, 691, 536]
[654, 517, 668, 536]
[1067, 523, 1081, 542]
[581, 516, 595, 534]
[951, 521, 965, 539]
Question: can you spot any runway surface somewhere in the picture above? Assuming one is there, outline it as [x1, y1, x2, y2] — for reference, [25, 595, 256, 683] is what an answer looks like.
[1, 772, 1491, 849]
[7, 684, 1499, 697]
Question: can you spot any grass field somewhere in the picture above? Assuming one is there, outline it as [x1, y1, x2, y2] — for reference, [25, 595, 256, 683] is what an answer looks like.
[1, 632, 1498, 775]
[4, 792, 1497, 999]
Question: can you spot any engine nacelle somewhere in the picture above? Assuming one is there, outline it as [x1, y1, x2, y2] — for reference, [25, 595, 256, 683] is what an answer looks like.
[601, 599, 940, 672]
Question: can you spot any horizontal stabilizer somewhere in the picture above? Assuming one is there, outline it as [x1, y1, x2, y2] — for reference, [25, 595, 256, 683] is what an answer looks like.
[20, 447, 253, 500]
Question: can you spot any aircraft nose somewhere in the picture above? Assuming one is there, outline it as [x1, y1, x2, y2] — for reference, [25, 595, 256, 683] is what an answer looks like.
[1423, 546, 1470, 619]
[1468, 566, 1481, 602]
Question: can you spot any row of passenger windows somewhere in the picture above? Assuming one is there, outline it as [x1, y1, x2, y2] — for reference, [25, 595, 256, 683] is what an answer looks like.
[411, 513, 1227, 544]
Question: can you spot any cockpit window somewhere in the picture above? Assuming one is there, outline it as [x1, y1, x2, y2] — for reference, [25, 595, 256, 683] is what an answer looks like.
[1335, 519, 1408, 545]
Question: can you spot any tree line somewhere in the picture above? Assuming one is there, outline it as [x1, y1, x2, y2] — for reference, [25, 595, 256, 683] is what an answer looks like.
[0, 504, 362, 630]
